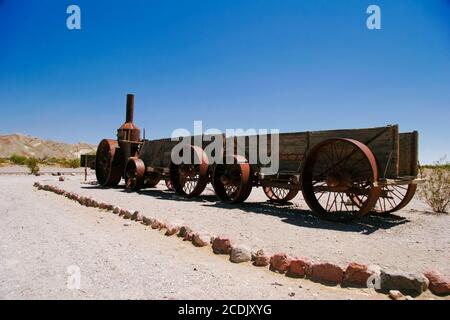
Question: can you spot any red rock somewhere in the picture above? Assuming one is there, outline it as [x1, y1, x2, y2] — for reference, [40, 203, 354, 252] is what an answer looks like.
[252, 249, 270, 267]
[343, 262, 373, 287]
[151, 220, 161, 229]
[165, 224, 180, 236]
[288, 257, 312, 278]
[98, 202, 108, 210]
[183, 231, 194, 241]
[158, 222, 167, 231]
[311, 262, 344, 284]
[424, 271, 450, 296]
[212, 235, 233, 254]
[269, 253, 291, 273]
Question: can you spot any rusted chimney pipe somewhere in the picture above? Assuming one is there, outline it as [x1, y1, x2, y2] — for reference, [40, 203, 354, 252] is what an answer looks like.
[126, 94, 134, 123]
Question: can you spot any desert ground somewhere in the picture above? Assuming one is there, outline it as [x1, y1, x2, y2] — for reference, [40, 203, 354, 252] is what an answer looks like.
[0, 166, 448, 300]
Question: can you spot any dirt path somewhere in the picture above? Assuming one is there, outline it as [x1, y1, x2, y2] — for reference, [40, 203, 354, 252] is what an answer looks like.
[36, 172, 450, 279]
[0, 175, 391, 300]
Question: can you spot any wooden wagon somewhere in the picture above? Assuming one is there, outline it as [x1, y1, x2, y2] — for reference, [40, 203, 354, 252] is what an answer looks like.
[96, 94, 421, 221]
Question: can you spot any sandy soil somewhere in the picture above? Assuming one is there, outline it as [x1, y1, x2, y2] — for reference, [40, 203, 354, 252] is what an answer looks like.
[36, 171, 449, 279]
[0, 165, 87, 175]
[0, 174, 394, 300]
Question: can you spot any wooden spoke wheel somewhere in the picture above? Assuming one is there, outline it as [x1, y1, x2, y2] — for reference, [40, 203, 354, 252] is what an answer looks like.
[95, 139, 124, 187]
[144, 173, 160, 188]
[170, 145, 209, 197]
[212, 155, 253, 203]
[301, 138, 381, 221]
[165, 179, 174, 191]
[263, 186, 298, 203]
[125, 158, 145, 191]
[355, 183, 417, 215]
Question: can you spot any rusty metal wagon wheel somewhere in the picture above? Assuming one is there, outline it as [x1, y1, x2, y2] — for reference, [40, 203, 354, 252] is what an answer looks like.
[212, 155, 253, 203]
[301, 138, 381, 221]
[124, 158, 145, 191]
[170, 145, 209, 197]
[353, 183, 417, 215]
[95, 139, 124, 187]
[165, 179, 174, 191]
[263, 186, 298, 203]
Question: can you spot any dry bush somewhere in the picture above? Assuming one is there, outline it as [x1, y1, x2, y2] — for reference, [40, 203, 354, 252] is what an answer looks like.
[419, 158, 450, 213]
[26, 157, 40, 175]
[9, 154, 28, 165]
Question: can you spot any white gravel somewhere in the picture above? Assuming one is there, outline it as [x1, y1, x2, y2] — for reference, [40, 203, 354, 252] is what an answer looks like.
[41, 171, 449, 278]
[0, 173, 391, 300]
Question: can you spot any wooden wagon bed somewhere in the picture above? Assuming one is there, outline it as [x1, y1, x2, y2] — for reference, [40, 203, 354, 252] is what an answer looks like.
[96, 95, 421, 221]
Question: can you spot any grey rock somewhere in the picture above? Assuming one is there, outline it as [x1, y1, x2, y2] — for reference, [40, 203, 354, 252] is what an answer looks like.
[380, 270, 429, 295]
[230, 245, 252, 263]
[112, 206, 121, 214]
[178, 226, 193, 238]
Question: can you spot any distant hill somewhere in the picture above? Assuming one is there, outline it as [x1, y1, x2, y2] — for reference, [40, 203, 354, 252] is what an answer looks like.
[0, 134, 96, 159]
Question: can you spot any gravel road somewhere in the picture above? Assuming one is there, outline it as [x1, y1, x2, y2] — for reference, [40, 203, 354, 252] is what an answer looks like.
[0, 173, 393, 300]
[34, 171, 450, 279]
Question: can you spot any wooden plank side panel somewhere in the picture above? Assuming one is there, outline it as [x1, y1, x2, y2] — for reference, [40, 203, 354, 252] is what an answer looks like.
[233, 133, 308, 172]
[399, 131, 419, 177]
[278, 132, 308, 172]
[140, 138, 177, 169]
[309, 125, 399, 179]
[140, 125, 403, 178]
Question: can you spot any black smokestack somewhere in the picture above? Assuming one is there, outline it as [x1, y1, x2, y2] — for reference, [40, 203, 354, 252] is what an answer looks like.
[126, 94, 134, 123]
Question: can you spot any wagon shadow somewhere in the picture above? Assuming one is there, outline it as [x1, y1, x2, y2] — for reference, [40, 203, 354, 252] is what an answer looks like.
[202, 201, 410, 234]
[80, 185, 410, 234]
[81, 184, 220, 202]
[134, 188, 219, 203]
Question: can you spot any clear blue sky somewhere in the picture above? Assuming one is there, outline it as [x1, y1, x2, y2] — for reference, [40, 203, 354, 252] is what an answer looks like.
[0, 0, 449, 164]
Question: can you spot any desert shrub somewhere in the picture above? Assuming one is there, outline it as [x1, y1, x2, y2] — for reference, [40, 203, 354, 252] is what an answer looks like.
[36, 157, 80, 168]
[419, 158, 450, 213]
[0, 158, 9, 166]
[59, 158, 80, 168]
[26, 157, 40, 175]
[9, 154, 28, 165]
[421, 163, 450, 170]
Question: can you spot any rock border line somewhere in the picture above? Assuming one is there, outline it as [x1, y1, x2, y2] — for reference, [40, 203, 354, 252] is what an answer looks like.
[33, 182, 450, 298]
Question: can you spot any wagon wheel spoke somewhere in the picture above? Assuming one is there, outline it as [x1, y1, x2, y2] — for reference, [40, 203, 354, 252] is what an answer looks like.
[170, 145, 209, 198]
[362, 184, 417, 215]
[263, 184, 299, 203]
[301, 138, 380, 221]
[212, 156, 252, 203]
